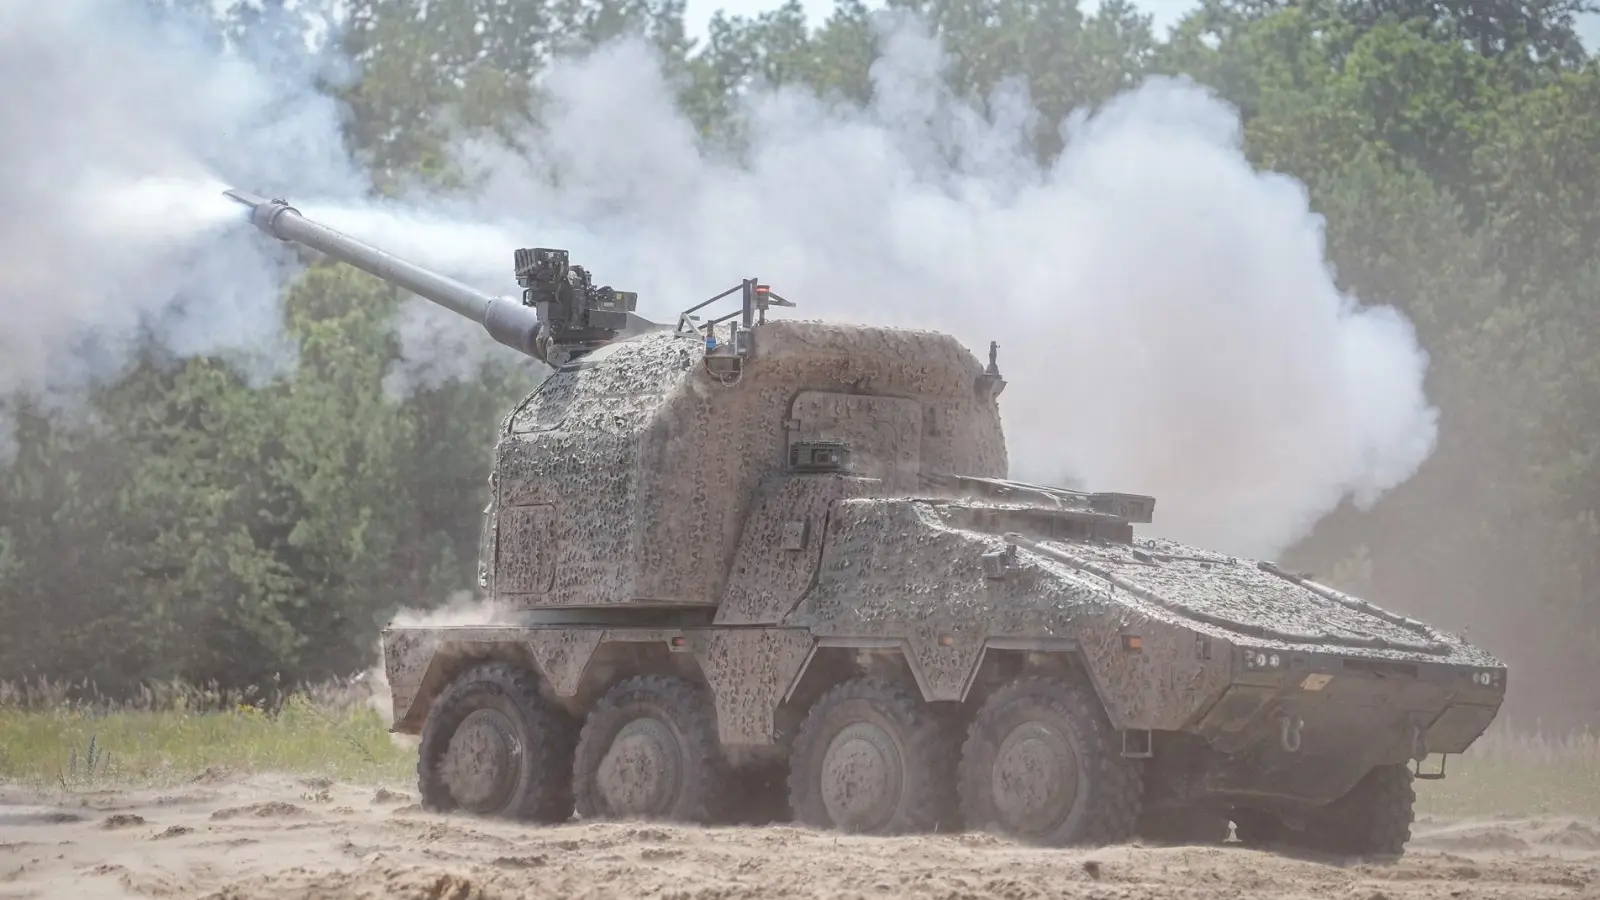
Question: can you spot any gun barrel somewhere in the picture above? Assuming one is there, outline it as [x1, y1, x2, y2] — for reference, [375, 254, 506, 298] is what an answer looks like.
[223, 189, 544, 357]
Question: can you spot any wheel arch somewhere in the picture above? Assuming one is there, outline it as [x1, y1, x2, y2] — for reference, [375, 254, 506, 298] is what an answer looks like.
[777, 638, 1100, 706]
[392, 631, 1141, 748]
[570, 634, 715, 713]
[773, 638, 1114, 747]
[392, 639, 544, 734]
[785, 636, 1103, 690]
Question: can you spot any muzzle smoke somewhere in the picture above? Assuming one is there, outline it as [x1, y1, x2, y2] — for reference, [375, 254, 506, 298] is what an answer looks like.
[0, 0, 360, 455]
[0, 3, 1438, 560]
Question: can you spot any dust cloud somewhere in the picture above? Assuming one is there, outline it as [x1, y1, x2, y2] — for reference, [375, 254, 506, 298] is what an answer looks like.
[0, 2, 1438, 561]
[363, 589, 502, 726]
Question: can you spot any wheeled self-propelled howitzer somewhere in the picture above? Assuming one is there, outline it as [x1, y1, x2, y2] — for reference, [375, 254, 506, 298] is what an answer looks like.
[227, 188, 1507, 856]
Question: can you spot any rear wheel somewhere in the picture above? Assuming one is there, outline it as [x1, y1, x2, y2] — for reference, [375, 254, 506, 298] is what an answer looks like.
[572, 675, 729, 823]
[957, 675, 1142, 846]
[416, 662, 578, 822]
[787, 677, 956, 835]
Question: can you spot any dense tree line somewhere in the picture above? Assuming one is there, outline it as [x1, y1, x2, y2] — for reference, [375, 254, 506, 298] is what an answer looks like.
[2, 0, 1597, 728]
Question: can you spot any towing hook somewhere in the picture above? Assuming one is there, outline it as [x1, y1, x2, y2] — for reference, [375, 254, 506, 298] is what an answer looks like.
[1279, 715, 1304, 753]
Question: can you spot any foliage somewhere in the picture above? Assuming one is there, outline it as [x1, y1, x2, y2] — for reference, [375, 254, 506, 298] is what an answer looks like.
[0, 677, 411, 788]
[2, 0, 1599, 732]
[1411, 720, 1600, 817]
[0, 264, 531, 691]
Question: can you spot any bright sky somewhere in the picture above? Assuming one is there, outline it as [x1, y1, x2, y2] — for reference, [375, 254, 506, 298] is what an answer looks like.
[680, 0, 1600, 52]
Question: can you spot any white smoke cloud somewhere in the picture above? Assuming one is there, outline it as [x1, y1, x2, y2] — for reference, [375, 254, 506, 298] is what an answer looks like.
[1, 3, 1438, 561]
[0, 0, 362, 452]
[313, 16, 1439, 560]
[285, 198, 556, 397]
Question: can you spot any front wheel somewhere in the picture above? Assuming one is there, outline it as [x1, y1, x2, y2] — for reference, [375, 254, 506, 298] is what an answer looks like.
[957, 675, 1142, 846]
[1302, 764, 1416, 856]
[1231, 764, 1415, 857]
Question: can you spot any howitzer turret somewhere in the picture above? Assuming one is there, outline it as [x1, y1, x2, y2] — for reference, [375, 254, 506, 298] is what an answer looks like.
[222, 189, 662, 365]
[225, 188, 1506, 858]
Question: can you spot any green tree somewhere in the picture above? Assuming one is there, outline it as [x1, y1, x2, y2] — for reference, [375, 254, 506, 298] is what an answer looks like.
[8, 0, 1600, 729]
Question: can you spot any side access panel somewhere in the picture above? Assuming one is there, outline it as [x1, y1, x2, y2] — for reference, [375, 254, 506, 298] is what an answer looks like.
[693, 629, 814, 747]
[716, 474, 878, 625]
[493, 504, 558, 594]
[1074, 618, 1236, 730]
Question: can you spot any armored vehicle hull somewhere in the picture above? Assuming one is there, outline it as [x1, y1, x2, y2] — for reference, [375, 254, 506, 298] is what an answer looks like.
[382, 497, 1503, 855]
[221, 190, 1506, 856]
[380, 323, 1503, 856]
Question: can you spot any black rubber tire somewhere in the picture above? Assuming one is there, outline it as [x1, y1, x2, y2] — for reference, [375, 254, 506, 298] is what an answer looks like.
[416, 662, 578, 822]
[786, 677, 957, 835]
[1303, 763, 1416, 856]
[572, 675, 729, 823]
[957, 675, 1142, 846]
[1137, 805, 1232, 845]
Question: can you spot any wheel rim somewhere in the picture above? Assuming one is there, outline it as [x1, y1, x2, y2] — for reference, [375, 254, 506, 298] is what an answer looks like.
[440, 707, 522, 814]
[989, 720, 1079, 836]
[819, 720, 904, 832]
[596, 715, 684, 817]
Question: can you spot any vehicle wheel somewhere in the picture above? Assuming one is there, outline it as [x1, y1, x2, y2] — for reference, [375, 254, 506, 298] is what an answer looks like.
[416, 662, 578, 822]
[1137, 805, 1232, 845]
[1302, 764, 1415, 856]
[572, 675, 729, 823]
[957, 675, 1141, 846]
[786, 677, 956, 835]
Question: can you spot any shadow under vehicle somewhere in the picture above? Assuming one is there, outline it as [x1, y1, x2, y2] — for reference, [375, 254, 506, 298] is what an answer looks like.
[225, 189, 1508, 856]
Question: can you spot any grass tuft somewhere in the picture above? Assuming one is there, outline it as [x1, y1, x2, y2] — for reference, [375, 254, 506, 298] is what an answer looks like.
[0, 676, 411, 791]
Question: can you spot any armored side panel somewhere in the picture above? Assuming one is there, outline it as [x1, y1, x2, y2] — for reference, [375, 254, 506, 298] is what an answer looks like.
[715, 473, 881, 625]
[489, 320, 1008, 609]
[789, 499, 1230, 715]
[788, 498, 1506, 808]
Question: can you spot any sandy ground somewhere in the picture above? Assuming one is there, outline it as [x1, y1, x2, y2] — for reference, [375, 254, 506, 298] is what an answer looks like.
[0, 773, 1596, 900]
